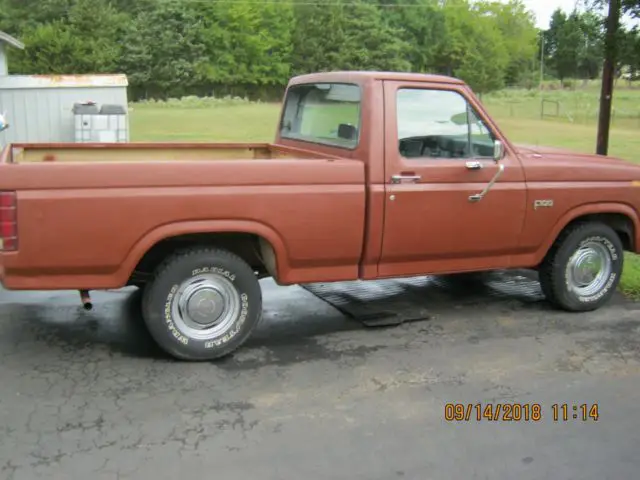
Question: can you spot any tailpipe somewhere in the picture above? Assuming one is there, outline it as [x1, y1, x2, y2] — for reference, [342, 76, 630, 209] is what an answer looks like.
[79, 290, 93, 311]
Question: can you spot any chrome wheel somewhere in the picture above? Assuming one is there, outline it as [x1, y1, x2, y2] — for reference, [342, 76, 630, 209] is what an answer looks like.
[566, 241, 613, 297]
[171, 273, 241, 341]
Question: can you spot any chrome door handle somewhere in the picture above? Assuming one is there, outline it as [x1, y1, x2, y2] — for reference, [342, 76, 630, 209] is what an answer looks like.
[465, 161, 483, 170]
[469, 164, 505, 202]
[391, 174, 421, 184]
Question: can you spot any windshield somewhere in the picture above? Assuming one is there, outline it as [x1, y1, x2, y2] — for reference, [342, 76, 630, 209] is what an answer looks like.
[279, 83, 361, 149]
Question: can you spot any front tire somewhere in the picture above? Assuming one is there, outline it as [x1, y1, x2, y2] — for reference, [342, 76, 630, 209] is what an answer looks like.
[142, 247, 262, 361]
[539, 222, 624, 312]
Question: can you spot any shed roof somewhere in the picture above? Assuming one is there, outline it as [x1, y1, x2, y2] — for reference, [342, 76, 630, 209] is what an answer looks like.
[0, 74, 129, 90]
[0, 31, 25, 50]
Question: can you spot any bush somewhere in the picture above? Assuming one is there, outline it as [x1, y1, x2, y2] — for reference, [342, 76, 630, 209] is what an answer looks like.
[131, 95, 258, 109]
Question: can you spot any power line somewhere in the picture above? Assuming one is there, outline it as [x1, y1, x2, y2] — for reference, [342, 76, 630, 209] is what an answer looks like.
[28, 0, 540, 19]
[152, 0, 509, 8]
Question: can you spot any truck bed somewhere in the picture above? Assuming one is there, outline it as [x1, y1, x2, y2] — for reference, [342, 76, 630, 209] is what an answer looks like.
[4, 142, 332, 163]
[0, 142, 367, 290]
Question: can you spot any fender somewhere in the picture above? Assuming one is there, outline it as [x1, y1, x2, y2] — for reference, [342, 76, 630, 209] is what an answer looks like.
[116, 219, 290, 285]
[533, 202, 640, 264]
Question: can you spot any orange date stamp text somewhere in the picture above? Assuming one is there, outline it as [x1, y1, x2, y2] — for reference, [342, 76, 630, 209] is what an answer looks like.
[445, 403, 542, 422]
[444, 403, 599, 422]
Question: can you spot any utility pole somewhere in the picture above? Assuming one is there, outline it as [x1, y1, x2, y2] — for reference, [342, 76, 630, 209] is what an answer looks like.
[540, 33, 545, 89]
[539, 32, 546, 119]
[596, 0, 621, 156]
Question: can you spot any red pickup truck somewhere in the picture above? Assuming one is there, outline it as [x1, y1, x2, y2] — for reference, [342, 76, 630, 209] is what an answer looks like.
[1, 71, 639, 361]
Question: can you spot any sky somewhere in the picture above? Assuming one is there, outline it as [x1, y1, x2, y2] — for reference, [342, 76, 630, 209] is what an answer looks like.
[519, 0, 581, 29]
[514, 0, 638, 29]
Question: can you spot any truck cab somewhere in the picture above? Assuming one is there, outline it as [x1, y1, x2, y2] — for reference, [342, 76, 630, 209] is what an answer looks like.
[276, 71, 639, 281]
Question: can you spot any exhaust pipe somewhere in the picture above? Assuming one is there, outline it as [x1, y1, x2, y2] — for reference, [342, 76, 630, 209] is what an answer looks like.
[79, 290, 93, 311]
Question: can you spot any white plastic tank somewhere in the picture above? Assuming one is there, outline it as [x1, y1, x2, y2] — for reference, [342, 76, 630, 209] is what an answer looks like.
[73, 102, 129, 143]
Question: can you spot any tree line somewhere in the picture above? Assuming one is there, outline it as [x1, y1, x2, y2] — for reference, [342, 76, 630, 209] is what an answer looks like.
[543, 6, 640, 84]
[0, 0, 638, 101]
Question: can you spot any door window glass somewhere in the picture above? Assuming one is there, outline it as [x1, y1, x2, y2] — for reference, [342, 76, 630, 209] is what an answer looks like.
[397, 88, 495, 159]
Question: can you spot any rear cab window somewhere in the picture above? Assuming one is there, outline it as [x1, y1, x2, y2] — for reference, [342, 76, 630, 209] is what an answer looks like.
[279, 83, 361, 149]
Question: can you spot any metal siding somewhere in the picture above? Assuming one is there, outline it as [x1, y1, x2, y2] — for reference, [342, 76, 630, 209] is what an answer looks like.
[0, 45, 7, 76]
[0, 88, 13, 145]
[0, 80, 128, 144]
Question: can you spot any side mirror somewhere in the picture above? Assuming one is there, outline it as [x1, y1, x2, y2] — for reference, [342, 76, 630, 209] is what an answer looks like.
[0, 113, 7, 133]
[493, 139, 504, 162]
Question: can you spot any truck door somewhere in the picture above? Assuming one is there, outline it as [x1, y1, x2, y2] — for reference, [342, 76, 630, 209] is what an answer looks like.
[378, 80, 527, 277]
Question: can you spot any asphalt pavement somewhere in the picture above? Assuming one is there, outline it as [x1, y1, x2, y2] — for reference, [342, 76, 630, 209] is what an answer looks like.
[0, 276, 639, 480]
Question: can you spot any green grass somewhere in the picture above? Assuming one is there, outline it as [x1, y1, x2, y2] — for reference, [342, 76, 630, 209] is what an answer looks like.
[480, 83, 640, 160]
[130, 102, 281, 142]
[129, 85, 640, 298]
[622, 254, 640, 298]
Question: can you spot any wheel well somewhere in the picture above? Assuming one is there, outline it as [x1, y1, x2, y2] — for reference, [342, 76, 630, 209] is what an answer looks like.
[128, 232, 278, 286]
[556, 213, 635, 251]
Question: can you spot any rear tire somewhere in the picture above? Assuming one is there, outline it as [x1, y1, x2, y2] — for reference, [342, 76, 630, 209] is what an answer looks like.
[539, 222, 624, 312]
[142, 247, 262, 361]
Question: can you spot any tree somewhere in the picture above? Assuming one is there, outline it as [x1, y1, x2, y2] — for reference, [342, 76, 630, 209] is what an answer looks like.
[431, 0, 510, 92]
[198, 0, 294, 94]
[380, 0, 448, 74]
[104, 0, 157, 14]
[544, 9, 567, 61]
[3, 0, 129, 74]
[66, 0, 128, 73]
[0, 0, 73, 32]
[543, 9, 604, 82]
[290, 1, 348, 75]
[291, 0, 411, 75]
[621, 0, 640, 16]
[551, 11, 584, 82]
[7, 21, 87, 74]
[475, 0, 539, 86]
[118, 2, 209, 99]
[576, 12, 604, 79]
[618, 26, 640, 79]
[0, 0, 548, 98]
[586, 0, 640, 17]
[338, 1, 412, 71]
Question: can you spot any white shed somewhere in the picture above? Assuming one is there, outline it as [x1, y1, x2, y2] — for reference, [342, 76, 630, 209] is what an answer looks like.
[0, 31, 130, 145]
[0, 74, 130, 144]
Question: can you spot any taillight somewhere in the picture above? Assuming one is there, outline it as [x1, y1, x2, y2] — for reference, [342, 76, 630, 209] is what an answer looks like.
[0, 191, 17, 251]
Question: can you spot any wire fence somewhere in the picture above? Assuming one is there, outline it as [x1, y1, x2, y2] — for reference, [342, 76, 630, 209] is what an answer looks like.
[482, 81, 640, 129]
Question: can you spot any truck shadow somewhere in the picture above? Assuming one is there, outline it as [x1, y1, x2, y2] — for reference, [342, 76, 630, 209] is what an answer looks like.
[0, 286, 364, 363]
[0, 288, 166, 360]
[0, 271, 633, 366]
[298, 269, 551, 325]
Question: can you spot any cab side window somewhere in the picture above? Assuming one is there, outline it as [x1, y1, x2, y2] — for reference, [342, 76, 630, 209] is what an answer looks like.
[397, 88, 496, 160]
